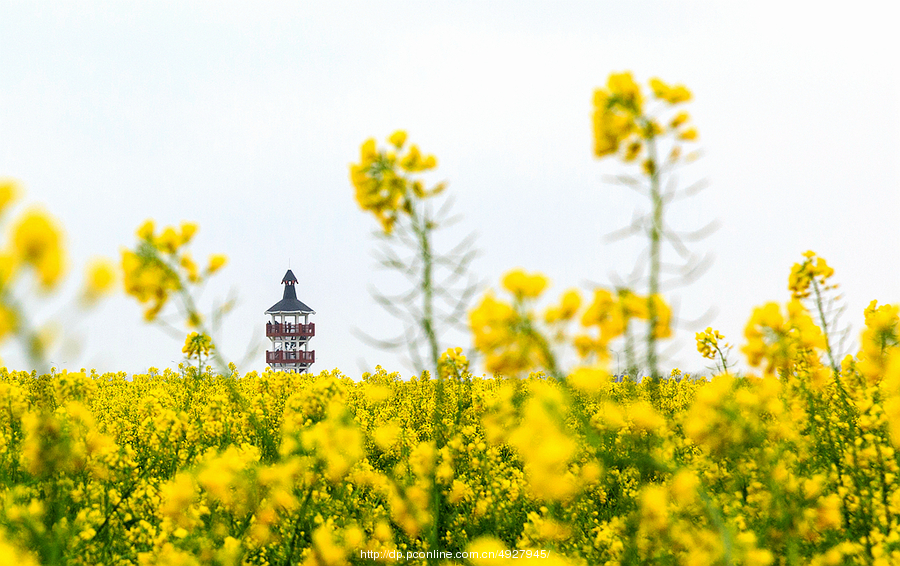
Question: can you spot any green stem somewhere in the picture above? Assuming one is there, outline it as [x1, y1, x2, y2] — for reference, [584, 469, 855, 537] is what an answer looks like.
[810, 278, 837, 372]
[624, 320, 637, 379]
[175, 283, 230, 376]
[411, 209, 440, 375]
[283, 485, 315, 566]
[716, 344, 729, 374]
[409, 206, 443, 564]
[145, 245, 232, 376]
[521, 312, 562, 380]
[645, 135, 662, 379]
[697, 485, 735, 566]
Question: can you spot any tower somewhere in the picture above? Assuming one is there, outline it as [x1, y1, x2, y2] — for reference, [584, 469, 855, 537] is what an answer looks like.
[265, 269, 315, 373]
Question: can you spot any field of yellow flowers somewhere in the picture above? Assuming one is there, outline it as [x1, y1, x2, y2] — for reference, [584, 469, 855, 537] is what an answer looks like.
[1, 281, 900, 565]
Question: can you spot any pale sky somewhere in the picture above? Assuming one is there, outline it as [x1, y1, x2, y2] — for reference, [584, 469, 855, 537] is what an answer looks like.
[1, 2, 898, 376]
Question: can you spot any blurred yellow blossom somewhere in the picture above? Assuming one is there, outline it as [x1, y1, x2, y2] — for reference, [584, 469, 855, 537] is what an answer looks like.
[0, 178, 19, 214]
[12, 208, 66, 289]
[501, 269, 548, 301]
[207, 253, 227, 273]
[82, 258, 117, 303]
[350, 132, 442, 234]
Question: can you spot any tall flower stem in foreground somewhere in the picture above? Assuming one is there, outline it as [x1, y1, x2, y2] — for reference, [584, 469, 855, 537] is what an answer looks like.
[593, 72, 713, 378]
[789, 250, 846, 373]
[121, 220, 231, 373]
[350, 131, 477, 377]
[351, 132, 478, 563]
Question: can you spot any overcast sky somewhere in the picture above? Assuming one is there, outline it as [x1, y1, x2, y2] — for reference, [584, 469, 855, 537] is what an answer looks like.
[1, 1, 898, 377]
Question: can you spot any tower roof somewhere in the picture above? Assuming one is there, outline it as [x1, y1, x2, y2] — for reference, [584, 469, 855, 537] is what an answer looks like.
[266, 270, 315, 314]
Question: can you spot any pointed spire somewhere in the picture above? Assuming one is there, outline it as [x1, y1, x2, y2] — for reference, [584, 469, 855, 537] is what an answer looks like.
[282, 269, 298, 284]
[266, 269, 314, 314]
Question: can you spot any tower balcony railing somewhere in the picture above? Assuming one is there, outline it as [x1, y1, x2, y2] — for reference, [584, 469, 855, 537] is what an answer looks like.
[266, 350, 315, 364]
[266, 322, 315, 338]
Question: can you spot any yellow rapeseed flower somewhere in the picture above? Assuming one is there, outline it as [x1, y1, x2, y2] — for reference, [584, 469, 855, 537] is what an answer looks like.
[0, 304, 17, 340]
[648, 294, 672, 339]
[121, 249, 180, 320]
[607, 71, 643, 110]
[0, 536, 40, 566]
[629, 400, 665, 433]
[544, 288, 582, 324]
[594, 70, 699, 200]
[179, 253, 199, 283]
[388, 130, 407, 148]
[567, 366, 609, 394]
[696, 327, 728, 360]
[350, 133, 443, 233]
[159, 472, 198, 528]
[678, 127, 698, 141]
[649, 77, 671, 99]
[501, 269, 548, 301]
[136, 219, 155, 241]
[82, 258, 117, 303]
[155, 226, 180, 254]
[0, 253, 16, 287]
[469, 289, 551, 375]
[623, 139, 642, 162]
[12, 208, 66, 289]
[207, 254, 227, 273]
[179, 222, 198, 245]
[789, 251, 836, 299]
[592, 100, 636, 158]
[670, 469, 700, 506]
[665, 85, 692, 104]
[439, 346, 469, 378]
[640, 485, 669, 532]
[0, 178, 19, 214]
[670, 111, 690, 129]
[650, 77, 691, 104]
[183, 332, 214, 358]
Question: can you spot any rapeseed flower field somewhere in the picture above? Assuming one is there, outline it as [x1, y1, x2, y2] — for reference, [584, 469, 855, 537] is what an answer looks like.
[1, 297, 899, 565]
